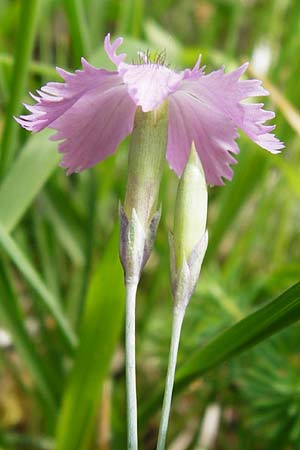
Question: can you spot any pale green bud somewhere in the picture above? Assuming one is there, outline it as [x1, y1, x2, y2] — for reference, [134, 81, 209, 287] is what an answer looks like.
[120, 101, 168, 283]
[124, 101, 168, 229]
[173, 143, 208, 270]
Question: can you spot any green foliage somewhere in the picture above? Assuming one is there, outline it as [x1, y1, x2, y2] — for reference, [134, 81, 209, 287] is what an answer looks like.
[140, 282, 300, 421]
[55, 228, 124, 450]
[0, 0, 300, 449]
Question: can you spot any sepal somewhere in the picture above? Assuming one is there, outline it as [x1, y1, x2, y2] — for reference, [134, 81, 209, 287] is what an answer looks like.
[119, 204, 161, 283]
[169, 230, 208, 308]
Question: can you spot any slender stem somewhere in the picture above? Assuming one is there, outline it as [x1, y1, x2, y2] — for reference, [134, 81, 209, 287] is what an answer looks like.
[156, 305, 185, 450]
[125, 281, 139, 450]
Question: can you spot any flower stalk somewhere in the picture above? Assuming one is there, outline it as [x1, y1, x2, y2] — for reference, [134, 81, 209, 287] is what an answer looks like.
[156, 304, 185, 450]
[119, 102, 168, 450]
[156, 145, 208, 450]
[125, 280, 138, 450]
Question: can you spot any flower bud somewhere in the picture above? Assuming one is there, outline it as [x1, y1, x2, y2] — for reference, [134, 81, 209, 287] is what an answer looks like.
[170, 144, 208, 307]
[124, 101, 168, 229]
[173, 143, 207, 270]
[120, 101, 168, 283]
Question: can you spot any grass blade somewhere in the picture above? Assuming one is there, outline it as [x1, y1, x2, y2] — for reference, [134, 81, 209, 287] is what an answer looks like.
[55, 228, 124, 450]
[0, 130, 59, 232]
[41, 192, 84, 267]
[206, 145, 267, 260]
[140, 282, 300, 422]
[118, 0, 144, 37]
[0, 0, 40, 174]
[0, 223, 76, 352]
[63, 0, 91, 63]
[175, 282, 300, 386]
[0, 259, 59, 416]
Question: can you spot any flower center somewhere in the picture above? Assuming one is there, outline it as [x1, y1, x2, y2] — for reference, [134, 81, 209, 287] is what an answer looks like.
[135, 49, 168, 67]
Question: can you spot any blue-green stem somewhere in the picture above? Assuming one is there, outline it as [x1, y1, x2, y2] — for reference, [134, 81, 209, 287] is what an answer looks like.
[156, 305, 185, 450]
[125, 280, 139, 450]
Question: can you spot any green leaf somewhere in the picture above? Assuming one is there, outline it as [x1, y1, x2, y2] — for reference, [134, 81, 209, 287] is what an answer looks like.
[176, 281, 300, 385]
[118, 0, 144, 38]
[0, 130, 59, 233]
[63, 0, 91, 63]
[272, 157, 300, 199]
[55, 228, 125, 450]
[0, 0, 40, 174]
[140, 282, 300, 422]
[0, 259, 59, 417]
[206, 145, 268, 260]
[0, 431, 52, 450]
[41, 193, 84, 267]
[0, 52, 59, 80]
[0, 222, 76, 352]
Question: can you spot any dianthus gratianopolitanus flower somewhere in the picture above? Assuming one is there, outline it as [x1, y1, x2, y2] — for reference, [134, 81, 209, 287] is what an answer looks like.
[16, 34, 284, 185]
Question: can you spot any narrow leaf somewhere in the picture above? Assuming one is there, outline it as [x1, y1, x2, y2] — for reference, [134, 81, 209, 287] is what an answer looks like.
[0, 223, 76, 351]
[0, 0, 40, 174]
[55, 228, 124, 450]
[0, 130, 59, 232]
[140, 282, 300, 422]
[0, 259, 59, 415]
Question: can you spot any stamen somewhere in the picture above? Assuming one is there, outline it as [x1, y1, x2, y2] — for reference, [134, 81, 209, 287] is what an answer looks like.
[133, 48, 169, 66]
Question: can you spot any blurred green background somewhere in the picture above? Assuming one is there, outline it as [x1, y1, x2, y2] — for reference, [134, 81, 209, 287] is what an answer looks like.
[0, 0, 300, 449]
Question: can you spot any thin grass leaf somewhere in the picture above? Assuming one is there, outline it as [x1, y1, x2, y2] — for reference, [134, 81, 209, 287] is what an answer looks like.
[0, 53, 60, 81]
[140, 282, 300, 422]
[0, 431, 52, 450]
[206, 145, 268, 260]
[55, 228, 124, 450]
[0, 259, 59, 417]
[40, 193, 84, 267]
[63, 0, 91, 63]
[74, 170, 97, 328]
[0, 223, 76, 352]
[272, 157, 300, 199]
[0, 0, 40, 174]
[88, 0, 108, 46]
[118, 0, 144, 37]
[0, 130, 59, 232]
[32, 211, 62, 301]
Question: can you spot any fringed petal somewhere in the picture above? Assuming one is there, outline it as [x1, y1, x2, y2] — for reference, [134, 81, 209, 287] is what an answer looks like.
[104, 34, 126, 68]
[179, 63, 284, 155]
[167, 90, 240, 186]
[16, 59, 136, 173]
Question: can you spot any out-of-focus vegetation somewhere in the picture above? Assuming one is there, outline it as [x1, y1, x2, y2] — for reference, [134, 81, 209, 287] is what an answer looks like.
[0, 0, 300, 449]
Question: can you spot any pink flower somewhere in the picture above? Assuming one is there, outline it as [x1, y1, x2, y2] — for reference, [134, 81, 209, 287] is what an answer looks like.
[16, 34, 284, 185]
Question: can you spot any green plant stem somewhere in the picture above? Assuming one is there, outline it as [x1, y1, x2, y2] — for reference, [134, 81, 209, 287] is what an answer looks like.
[0, 0, 40, 176]
[125, 281, 139, 450]
[156, 305, 185, 450]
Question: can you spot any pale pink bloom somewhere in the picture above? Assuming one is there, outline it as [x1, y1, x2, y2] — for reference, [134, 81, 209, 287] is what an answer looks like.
[16, 34, 284, 185]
